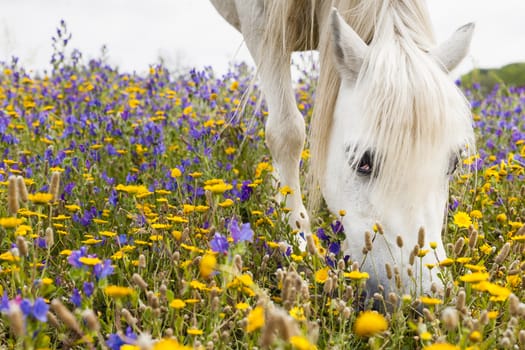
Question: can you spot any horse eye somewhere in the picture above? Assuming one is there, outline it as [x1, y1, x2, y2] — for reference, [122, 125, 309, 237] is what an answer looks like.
[356, 151, 373, 176]
[447, 155, 459, 175]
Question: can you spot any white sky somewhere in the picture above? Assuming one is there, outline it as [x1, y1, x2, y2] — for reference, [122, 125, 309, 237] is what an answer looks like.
[0, 0, 524, 77]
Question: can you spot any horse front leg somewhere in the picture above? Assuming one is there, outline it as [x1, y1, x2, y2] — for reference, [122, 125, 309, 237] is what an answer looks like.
[260, 63, 311, 248]
[231, 0, 312, 248]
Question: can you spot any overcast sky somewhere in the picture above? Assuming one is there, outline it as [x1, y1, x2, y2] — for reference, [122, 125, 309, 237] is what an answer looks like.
[0, 0, 523, 77]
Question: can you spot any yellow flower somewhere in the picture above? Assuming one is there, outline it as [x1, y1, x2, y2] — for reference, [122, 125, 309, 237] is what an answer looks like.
[279, 185, 294, 195]
[104, 285, 135, 298]
[203, 182, 233, 194]
[246, 306, 265, 333]
[420, 331, 432, 341]
[0, 217, 24, 228]
[153, 339, 192, 350]
[235, 302, 249, 310]
[169, 299, 186, 309]
[289, 335, 317, 350]
[496, 213, 507, 223]
[423, 344, 459, 350]
[453, 211, 472, 228]
[469, 330, 482, 342]
[255, 161, 272, 178]
[419, 296, 442, 305]
[199, 253, 217, 279]
[27, 192, 54, 204]
[218, 198, 234, 207]
[78, 257, 102, 266]
[151, 223, 171, 230]
[472, 281, 511, 301]
[289, 306, 306, 321]
[187, 328, 203, 335]
[314, 267, 330, 283]
[115, 184, 150, 196]
[455, 257, 472, 264]
[344, 271, 370, 280]
[170, 168, 182, 178]
[81, 238, 103, 245]
[65, 204, 81, 212]
[469, 210, 483, 219]
[121, 345, 140, 350]
[353, 311, 388, 337]
[439, 258, 454, 266]
[0, 251, 20, 262]
[459, 272, 489, 283]
[41, 277, 53, 285]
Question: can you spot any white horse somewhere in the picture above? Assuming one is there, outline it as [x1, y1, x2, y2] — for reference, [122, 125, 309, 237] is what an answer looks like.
[211, 0, 474, 297]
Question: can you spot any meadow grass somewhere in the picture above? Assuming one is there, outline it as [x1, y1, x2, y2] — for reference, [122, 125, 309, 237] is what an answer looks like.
[0, 36, 524, 349]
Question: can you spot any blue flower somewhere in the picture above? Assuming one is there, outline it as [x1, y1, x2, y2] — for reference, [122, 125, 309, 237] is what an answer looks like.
[210, 232, 229, 254]
[71, 288, 81, 308]
[32, 298, 49, 322]
[106, 333, 126, 350]
[94, 259, 114, 280]
[20, 298, 32, 316]
[0, 292, 9, 313]
[68, 246, 88, 268]
[316, 228, 329, 241]
[83, 282, 94, 297]
[228, 217, 254, 243]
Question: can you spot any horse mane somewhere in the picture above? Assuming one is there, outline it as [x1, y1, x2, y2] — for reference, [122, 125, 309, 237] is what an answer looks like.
[348, 3, 474, 207]
[255, 0, 474, 213]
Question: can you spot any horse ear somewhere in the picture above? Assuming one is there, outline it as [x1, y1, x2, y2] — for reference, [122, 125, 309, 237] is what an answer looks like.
[330, 8, 367, 81]
[432, 23, 475, 72]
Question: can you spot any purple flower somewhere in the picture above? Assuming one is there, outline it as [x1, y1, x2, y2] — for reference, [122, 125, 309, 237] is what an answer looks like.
[328, 242, 341, 255]
[32, 298, 49, 322]
[106, 333, 126, 350]
[210, 232, 229, 254]
[68, 246, 88, 268]
[71, 288, 81, 307]
[83, 282, 94, 297]
[94, 259, 114, 280]
[20, 298, 32, 316]
[316, 228, 329, 241]
[228, 217, 254, 243]
[330, 221, 344, 234]
[0, 292, 9, 313]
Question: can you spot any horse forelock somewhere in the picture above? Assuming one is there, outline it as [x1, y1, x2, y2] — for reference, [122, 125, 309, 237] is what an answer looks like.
[308, 0, 474, 211]
[349, 5, 475, 202]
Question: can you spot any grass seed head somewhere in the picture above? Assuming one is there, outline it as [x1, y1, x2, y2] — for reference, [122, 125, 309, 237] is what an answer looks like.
[495, 242, 511, 264]
[7, 175, 19, 216]
[16, 236, 28, 256]
[132, 273, 148, 291]
[51, 299, 82, 335]
[82, 309, 100, 332]
[7, 303, 25, 337]
[49, 171, 61, 202]
[16, 175, 28, 203]
[418, 227, 426, 248]
[45, 226, 54, 247]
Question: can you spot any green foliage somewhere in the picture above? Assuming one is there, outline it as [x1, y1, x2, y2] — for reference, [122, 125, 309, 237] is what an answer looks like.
[461, 62, 525, 93]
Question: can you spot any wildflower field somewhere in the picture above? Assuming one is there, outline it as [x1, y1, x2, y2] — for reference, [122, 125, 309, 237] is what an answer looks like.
[1, 31, 525, 349]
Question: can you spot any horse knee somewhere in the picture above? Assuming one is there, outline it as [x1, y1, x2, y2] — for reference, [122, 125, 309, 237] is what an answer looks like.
[265, 111, 306, 161]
